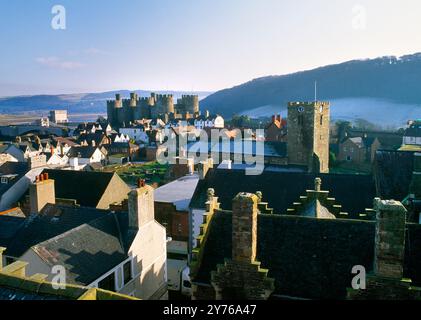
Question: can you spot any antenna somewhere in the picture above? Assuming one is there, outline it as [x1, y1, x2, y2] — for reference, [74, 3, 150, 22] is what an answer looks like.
[314, 81, 318, 102]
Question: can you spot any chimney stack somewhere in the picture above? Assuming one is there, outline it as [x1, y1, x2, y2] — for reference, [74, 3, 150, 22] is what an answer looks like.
[277, 115, 282, 123]
[128, 183, 155, 230]
[232, 193, 259, 263]
[271, 115, 276, 123]
[373, 198, 407, 279]
[30, 173, 55, 215]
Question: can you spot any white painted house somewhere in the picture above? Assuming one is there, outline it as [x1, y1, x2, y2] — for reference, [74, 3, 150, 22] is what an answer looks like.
[7, 180, 167, 300]
[403, 120, 421, 146]
[191, 115, 225, 130]
[120, 126, 149, 144]
[67, 146, 106, 165]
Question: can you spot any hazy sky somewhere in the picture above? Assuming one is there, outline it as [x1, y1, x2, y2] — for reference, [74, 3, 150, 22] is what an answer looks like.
[1, 0, 421, 96]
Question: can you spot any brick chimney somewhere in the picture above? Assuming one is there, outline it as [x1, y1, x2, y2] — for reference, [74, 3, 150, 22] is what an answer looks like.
[128, 180, 155, 230]
[30, 173, 56, 215]
[373, 198, 407, 279]
[232, 193, 259, 263]
[277, 115, 282, 123]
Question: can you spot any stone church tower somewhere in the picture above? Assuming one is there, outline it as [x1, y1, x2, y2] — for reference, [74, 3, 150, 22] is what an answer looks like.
[287, 101, 330, 173]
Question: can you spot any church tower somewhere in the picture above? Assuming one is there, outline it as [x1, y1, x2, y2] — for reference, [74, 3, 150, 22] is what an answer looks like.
[287, 101, 330, 173]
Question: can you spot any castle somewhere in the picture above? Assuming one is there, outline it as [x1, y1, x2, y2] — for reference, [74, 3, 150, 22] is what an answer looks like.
[107, 93, 200, 128]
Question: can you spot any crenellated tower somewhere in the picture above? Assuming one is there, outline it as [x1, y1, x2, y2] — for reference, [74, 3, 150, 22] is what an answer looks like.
[287, 101, 330, 173]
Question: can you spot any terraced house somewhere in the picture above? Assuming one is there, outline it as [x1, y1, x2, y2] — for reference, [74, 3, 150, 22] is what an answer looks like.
[0, 174, 167, 300]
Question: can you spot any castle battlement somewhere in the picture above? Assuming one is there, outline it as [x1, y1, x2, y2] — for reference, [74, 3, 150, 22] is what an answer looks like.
[108, 91, 199, 127]
[288, 101, 330, 107]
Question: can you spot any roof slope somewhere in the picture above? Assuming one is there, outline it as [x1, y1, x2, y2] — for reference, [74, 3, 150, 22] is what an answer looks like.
[4, 205, 107, 257]
[194, 211, 421, 299]
[190, 168, 376, 218]
[32, 212, 127, 285]
[42, 169, 116, 207]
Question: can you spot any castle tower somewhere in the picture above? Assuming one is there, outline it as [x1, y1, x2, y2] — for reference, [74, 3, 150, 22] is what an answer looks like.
[153, 94, 174, 117]
[177, 95, 199, 115]
[107, 93, 123, 127]
[130, 92, 138, 107]
[287, 101, 330, 173]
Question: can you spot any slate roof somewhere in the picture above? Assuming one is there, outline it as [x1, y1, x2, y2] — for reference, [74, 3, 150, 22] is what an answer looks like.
[32, 212, 129, 285]
[190, 168, 376, 218]
[52, 137, 78, 147]
[0, 162, 29, 197]
[186, 141, 287, 159]
[0, 214, 25, 248]
[40, 169, 116, 207]
[67, 146, 100, 159]
[345, 129, 403, 150]
[154, 174, 200, 211]
[373, 150, 414, 200]
[193, 211, 421, 299]
[4, 204, 107, 258]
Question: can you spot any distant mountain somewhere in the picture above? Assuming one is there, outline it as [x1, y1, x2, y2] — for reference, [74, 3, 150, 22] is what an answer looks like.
[201, 53, 421, 125]
[0, 90, 212, 115]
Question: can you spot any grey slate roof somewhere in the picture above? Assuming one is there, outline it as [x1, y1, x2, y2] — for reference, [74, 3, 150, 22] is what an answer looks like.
[190, 168, 376, 218]
[67, 146, 101, 159]
[193, 211, 421, 299]
[1, 204, 134, 286]
[41, 169, 116, 207]
[0, 214, 25, 248]
[4, 204, 107, 258]
[32, 212, 128, 285]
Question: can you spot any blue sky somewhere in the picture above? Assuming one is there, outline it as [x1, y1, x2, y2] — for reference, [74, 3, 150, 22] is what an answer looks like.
[1, 0, 421, 96]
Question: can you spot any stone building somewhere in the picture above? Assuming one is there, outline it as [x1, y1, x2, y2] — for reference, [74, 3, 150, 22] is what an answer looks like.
[0, 248, 138, 300]
[107, 93, 200, 128]
[287, 102, 330, 173]
[338, 136, 381, 164]
[0, 175, 167, 300]
[190, 186, 421, 300]
[265, 115, 287, 142]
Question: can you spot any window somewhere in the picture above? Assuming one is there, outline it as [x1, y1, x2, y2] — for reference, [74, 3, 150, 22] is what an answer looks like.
[298, 115, 304, 126]
[123, 260, 132, 285]
[98, 273, 116, 292]
[167, 252, 188, 261]
[320, 115, 323, 126]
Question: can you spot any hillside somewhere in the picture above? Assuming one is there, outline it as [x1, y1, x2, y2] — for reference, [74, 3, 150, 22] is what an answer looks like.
[201, 53, 421, 124]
